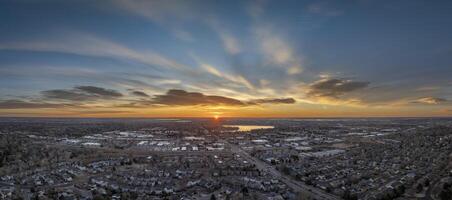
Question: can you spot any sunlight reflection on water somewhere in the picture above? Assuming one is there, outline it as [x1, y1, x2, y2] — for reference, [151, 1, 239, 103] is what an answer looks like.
[223, 125, 274, 132]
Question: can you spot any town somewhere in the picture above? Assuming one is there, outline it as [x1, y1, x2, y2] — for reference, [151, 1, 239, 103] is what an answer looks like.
[0, 118, 451, 200]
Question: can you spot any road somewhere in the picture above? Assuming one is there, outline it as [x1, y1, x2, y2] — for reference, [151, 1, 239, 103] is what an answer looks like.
[61, 139, 341, 199]
[227, 141, 341, 200]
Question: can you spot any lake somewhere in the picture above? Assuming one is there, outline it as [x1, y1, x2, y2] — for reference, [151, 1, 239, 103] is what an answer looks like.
[223, 125, 274, 132]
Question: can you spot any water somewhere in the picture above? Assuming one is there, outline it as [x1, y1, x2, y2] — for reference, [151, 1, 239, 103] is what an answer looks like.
[223, 125, 274, 132]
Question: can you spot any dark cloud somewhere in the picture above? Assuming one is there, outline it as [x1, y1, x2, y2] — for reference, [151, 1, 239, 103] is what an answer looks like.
[41, 90, 93, 101]
[115, 98, 162, 108]
[76, 110, 132, 114]
[150, 89, 296, 107]
[152, 89, 245, 106]
[1, 88, 296, 110]
[308, 78, 370, 98]
[75, 86, 122, 97]
[42, 86, 123, 101]
[249, 98, 296, 105]
[115, 101, 152, 108]
[130, 90, 150, 97]
[412, 97, 448, 105]
[0, 100, 69, 109]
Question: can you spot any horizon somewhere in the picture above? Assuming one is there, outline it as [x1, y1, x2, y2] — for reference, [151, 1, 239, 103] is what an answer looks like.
[1, 0, 452, 118]
[1, 116, 452, 120]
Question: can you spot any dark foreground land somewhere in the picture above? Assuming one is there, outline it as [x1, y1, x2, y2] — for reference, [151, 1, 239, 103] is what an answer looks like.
[0, 118, 451, 200]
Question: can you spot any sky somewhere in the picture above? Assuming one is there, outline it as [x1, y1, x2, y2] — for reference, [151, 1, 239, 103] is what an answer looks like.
[0, 0, 452, 118]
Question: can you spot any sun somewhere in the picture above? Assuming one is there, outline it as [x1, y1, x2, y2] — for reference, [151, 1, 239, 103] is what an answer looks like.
[213, 115, 219, 120]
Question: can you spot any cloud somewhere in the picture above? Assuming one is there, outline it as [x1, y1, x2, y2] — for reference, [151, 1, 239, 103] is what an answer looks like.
[115, 100, 154, 108]
[150, 89, 295, 107]
[75, 86, 122, 97]
[307, 78, 370, 98]
[0, 33, 186, 70]
[249, 98, 296, 105]
[0, 100, 69, 109]
[75, 110, 133, 115]
[111, 0, 210, 47]
[42, 86, 123, 101]
[307, 2, 344, 16]
[172, 29, 195, 42]
[152, 89, 245, 106]
[412, 97, 447, 105]
[41, 90, 93, 101]
[189, 54, 255, 90]
[1, 87, 296, 110]
[255, 26, 303, 75]
[207, 19, 242, 55]
[219, 33, 241, 54]
[247, 0, 267, 19]
[130, 90, 150, 97]
[115, 0, 242, 55]
[415, 86, 440, 91]
[112, 0, 202, 23]
[199, 63, 254, 89]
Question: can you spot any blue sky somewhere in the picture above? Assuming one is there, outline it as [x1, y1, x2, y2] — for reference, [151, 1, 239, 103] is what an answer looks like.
[0, 0, 451, 117]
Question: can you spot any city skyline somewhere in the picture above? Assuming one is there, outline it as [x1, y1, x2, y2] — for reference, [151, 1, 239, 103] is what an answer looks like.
[1, 0, 452, 118]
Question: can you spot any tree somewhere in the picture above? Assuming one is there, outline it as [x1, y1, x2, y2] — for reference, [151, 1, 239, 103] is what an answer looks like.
[93, 195, 108, 200]
[343, 189, 358, 200]
[424, 179, 430, 187]
[241, 186, 249, 196]
[416, 183, 423, 193]
[281, 165, 291, 175]
[395, 184, 405, 196]
[440, 190, 452, 200]
[325, 187, 332, 193]
[439, 183, 452, 200]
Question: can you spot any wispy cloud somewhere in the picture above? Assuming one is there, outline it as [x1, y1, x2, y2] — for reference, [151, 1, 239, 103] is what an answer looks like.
[189, 53, 254, 90]
[219, 33, 241, 55]
[0, 100, 71, 109]
[207, 19, 242, 55]
[111, 0, 206, 43]
[415, 86, 440, 91]
[129, 90, 150, 97]
[0, 33, 186, 70]
[255, 26, 303, 75]
[172, 29, 195, 42]
[307, 1, 344, 16]
[114, 0, 242, 55]
[247, 0, 267, 19]
[200, 63, 254, 89]
[112, 0, 202, 23]
[412, 97, 448, 105]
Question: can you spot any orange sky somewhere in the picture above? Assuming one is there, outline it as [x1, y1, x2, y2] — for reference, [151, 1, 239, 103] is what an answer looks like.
[1, 103, 450, 118]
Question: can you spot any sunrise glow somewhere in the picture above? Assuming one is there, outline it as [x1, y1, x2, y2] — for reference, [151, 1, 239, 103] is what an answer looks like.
[0, 1, 451, 118]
